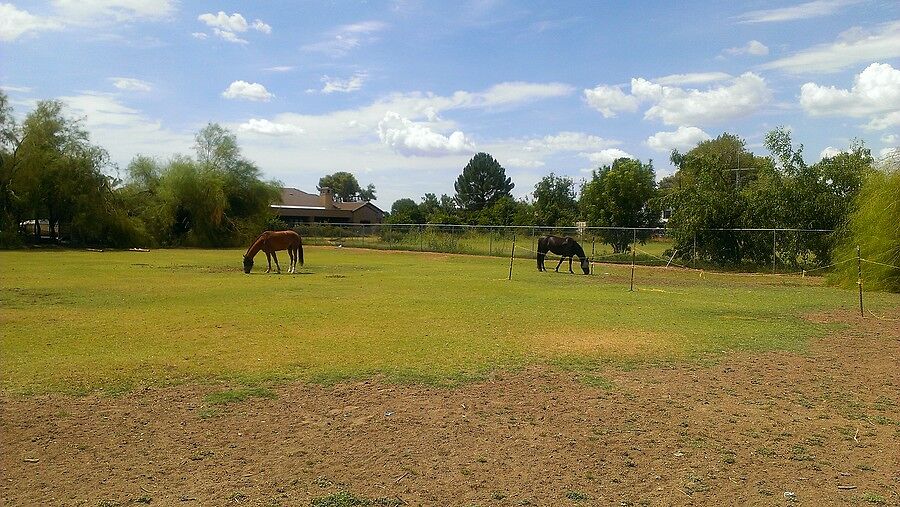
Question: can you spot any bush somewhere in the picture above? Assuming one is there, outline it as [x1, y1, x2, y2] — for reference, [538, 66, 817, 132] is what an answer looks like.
[830, 161, 900, 292]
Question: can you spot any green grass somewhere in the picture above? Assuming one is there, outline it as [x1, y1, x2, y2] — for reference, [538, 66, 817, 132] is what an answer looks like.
[304, 229, 676, 264]
[1, 246, 897, 394]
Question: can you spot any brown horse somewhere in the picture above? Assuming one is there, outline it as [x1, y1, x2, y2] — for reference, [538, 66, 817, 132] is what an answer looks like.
[537, 235, 590, 274]
[243, 230, 304, 274]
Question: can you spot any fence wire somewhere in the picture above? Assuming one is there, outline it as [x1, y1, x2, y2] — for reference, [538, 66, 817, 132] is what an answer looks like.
[291, 222, 838, 274]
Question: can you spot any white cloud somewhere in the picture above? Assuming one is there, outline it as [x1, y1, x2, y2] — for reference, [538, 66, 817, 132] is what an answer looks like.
[110, 77, 152, 92]
[799, 63, 900, 130]
[820, 146, 844, 159]
[212, 28, 248, 44]
[321, 73, 367, 94]
[760, 21, 900, 74]
[0, 3, 62, 41]
[191, 32, 208, 40]
[265, 66, 294, 72]
[880, 147, 899, 159]
[222, 81, 274, 101]
[506, 158, 546, 169]
[53, 0, 178, 21]
[646, 126, 711, 152]
[581, 148, 634, 167]
[378, 111, 475, 157]
[524, 131, 619, 152]
[2, 0, 178, 41]
[199, 11, 249, 32]
[583, 84, 639, 118]
[0, 85, 33, 93]
[238, 119, 304, 136]
[724, 40, 769, 56]
[252, 19, 271, 34]
[882, 134, 899, 145]
[198, 11, 270, 42]
[735, 0, 862, 23]
[468, 82, 573, 108]
[52, 0, 176, 23]
[302, 20, 388, 57]
[864, 111, 900, 131]
[652, 72, 732, 86]
[55, 92, 191, 163]
[632, 72, 771, 126]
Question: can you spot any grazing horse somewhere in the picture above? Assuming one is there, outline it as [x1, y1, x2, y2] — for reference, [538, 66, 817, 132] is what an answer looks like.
[537, 235, 590, 275]
[243, 230, 304, 274]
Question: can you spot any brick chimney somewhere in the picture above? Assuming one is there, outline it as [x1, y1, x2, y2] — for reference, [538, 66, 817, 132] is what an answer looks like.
[319, 187, 335, 208]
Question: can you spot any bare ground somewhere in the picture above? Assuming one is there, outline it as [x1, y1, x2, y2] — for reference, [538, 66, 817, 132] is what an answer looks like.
[2, 311, 898, 506]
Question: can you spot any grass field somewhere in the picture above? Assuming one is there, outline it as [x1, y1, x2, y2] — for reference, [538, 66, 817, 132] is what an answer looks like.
[301, 227, 676, 263]
[2, 246, 897, 395]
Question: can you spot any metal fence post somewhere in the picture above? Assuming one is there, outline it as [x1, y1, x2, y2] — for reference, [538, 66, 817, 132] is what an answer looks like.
[630, 228, 636, 291]
[772, 229, 777, 274]
[508, 233, 517, 280]
[857, 245, 864, 317]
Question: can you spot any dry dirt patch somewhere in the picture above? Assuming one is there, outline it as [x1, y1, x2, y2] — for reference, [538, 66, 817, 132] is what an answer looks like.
[2, 311, 898, 506]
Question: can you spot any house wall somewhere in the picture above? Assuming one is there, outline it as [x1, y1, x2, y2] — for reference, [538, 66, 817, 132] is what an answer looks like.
[350, 206, 384, 224]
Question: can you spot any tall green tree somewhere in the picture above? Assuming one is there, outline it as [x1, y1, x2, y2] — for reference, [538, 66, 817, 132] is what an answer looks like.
[763, 128, 872, 264]
[386, 198, 422, 224]
[318, 171, 376, 202]
[662, 134, 773, 264]
[0, 91, 24, 245]
[10, 100, 141, 245]
[532, 173, 578, 227]
[122, 124, 280, 247]
[580, 158, 658, 252]
[830, 159, 900, 292]
[454, 152, 514, 213]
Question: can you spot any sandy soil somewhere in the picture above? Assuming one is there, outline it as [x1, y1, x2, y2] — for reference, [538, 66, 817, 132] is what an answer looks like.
[2, 311, 898, 506]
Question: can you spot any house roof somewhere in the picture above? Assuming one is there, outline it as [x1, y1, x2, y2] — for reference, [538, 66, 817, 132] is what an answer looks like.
[278, 187, 326, 208]
[275, 187, 384, 215]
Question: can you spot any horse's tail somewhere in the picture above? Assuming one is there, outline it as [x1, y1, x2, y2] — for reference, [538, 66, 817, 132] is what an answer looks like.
[297, 235, 304, 266]
[536, 236, 545, 270]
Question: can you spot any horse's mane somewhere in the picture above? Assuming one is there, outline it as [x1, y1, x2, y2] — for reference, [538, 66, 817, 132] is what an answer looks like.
[572, 240, 586, 258]
[244, 231, 268, 257]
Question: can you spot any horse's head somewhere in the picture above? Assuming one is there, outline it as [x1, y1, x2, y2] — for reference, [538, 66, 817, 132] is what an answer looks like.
[242, 255, 254, 274]
[580, 256, 590, 275]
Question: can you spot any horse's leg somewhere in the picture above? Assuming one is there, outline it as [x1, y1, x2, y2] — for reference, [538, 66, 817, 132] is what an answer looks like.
[569, 256, 574, 274]
[555, 256, 564, 272]
[265, 252, 272, 273]
[272, 251, 281, 274]
[287, 248, 294, 274]
[537, 252, 544, 271]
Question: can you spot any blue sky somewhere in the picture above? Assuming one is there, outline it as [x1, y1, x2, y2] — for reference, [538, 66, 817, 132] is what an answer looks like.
[2, 0, 899, 208]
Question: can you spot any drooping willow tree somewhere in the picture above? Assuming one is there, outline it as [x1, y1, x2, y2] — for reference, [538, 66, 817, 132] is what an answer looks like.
[830, 150, 900, 292]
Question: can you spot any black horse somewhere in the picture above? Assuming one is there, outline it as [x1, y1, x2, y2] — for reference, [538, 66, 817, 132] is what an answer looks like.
[537, 236, 590, 274]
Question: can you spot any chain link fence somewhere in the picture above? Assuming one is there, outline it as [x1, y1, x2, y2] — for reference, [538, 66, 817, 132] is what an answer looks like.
[291, 223, 836, 274]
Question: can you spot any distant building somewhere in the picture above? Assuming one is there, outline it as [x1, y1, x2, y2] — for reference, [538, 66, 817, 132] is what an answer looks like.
[271, 187, 385, 225]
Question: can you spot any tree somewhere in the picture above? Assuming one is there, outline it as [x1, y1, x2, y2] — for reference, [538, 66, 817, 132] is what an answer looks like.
[532, 173, 578, 227]
[11, 100, 135, 245]
[454, 152, 514, 212]
[122, 124, 280, 247]
[661, 134, 773, 264]
[830, 159, 899, 292]
[195, 123, 240, 172]
[0, 91, 24, 245]
[580, 158, 658, 252]
[763, 127, 872, 264]
[318, 171, 376, 202]
[387, 198, 422, 224]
